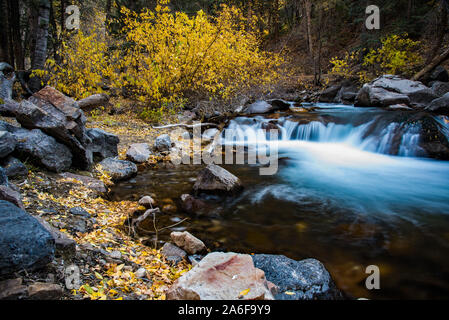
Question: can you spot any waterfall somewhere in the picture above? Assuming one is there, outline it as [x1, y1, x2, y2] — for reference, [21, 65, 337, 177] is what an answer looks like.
[222, 115, 432, 157]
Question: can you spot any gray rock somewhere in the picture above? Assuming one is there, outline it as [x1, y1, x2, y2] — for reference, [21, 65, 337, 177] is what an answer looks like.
[431, 81, 449, 97]
[430, 66, 449, 83]
[77, 93, 110, 112]
[69, 206, 90, 218]
[427, 92, 449, 115]
[13, 128, 72, 172]
[154, 134, 172, 152]
[97, 158, 137, 182]
[356, 75, 437, 108]
[252, 254, 344, 300]
[266, 99, 291, 111]
[319, 85, 342, 103]
[193, 164, 242, 194]
[135, 268, 147, 278]
[0, 131, 16, 158]
[15, 86, 92, 169]
[161, 242, 187, 264]
[202, 129, 220, 141]
[2, 157, 28, 178]
[0, 62, 15, 101]
[86, 128, 119, 162]
[0, 185, 25, 210]
[126, 143, 151, 163]
[0, 166, 7, 186]
[170, 231, 206, 255]
[0, 200, 55, 275]
[0, 100, 19, 117]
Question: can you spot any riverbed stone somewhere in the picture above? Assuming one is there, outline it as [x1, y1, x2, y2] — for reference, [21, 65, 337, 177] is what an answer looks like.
[166, 252, 275, 300]
[97, 158, 137, 182]
[0, 131, 16, 158]
[0, 278, 27, 300]
[180, 194, 209, 216]
[161, 242, 187, 264]
[193, 164, 242, 194]
[126, 143, 151, 163]
[138, 195, 156, 208]
[86, 128, 119, 162]
[170, 231, 206, 255]
[252, 254, 344, 300]
[154, 134, 172, 152]
[319, 85, 342, 103]
[0, 200, 55, 275]
[245, 101, 276, 114]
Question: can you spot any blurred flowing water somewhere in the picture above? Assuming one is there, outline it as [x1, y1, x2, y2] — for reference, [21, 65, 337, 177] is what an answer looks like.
[111, 104, 449, 299]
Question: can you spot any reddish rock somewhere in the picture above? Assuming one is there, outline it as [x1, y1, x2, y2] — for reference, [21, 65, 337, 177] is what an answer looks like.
[166, 252, 274, 300]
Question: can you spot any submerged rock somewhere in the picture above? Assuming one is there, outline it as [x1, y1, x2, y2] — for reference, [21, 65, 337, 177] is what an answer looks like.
[166, 252, 275, 300]
[180, 194, 209, 216]
[170, 231, 206, 255]
[252, 254, 344, 300]
[0, 200, 55, 275]
[126, 143, 151, 163]
[97, 158, 137, 182]
[193, 164, 242, 194]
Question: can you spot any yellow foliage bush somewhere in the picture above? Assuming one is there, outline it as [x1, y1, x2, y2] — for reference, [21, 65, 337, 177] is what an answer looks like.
[363, 33, 423, 77]
[330, 34, 423, 83]
[119, 2, 283, 105]
[38, 0, 282, 122]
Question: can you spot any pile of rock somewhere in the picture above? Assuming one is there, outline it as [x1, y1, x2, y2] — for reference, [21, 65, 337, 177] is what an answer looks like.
[0, 86, 119, 172]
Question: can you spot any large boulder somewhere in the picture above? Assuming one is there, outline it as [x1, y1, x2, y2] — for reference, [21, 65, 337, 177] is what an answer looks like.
[427, 92, 449, 115]
[14, 86, 91, 169]
[12, 127, 72, 172]
[0, 100, 19, 117]
[86, 128, 119, 162]
[170, 231, 206, 255]
[166, 252, 275, 300]
[431, 81, 449, 97]
[193, 164, 242, 194]
[126, 143, 151, 163]
[355, 75, 437, 108]
[252, 254, 344, 300]
[97, 158, 137, 182]
[0, 62, 15, 101]
[0, 131, 16, 158]
[0, 200, 55, 275]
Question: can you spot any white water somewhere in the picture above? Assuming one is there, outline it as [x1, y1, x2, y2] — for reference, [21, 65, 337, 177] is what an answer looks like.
[221, 109, 449, 220]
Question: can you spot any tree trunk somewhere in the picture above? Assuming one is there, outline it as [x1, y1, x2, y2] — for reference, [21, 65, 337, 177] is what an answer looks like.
[29, 0, 50, 92]
[8, 0, 24, 69]
[60, 0, 65, 33]
[413, 48, 449, 81]
[302, 0, 313, 57]
[425, 0, 447, 65]
[0, 0, 12, 64]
